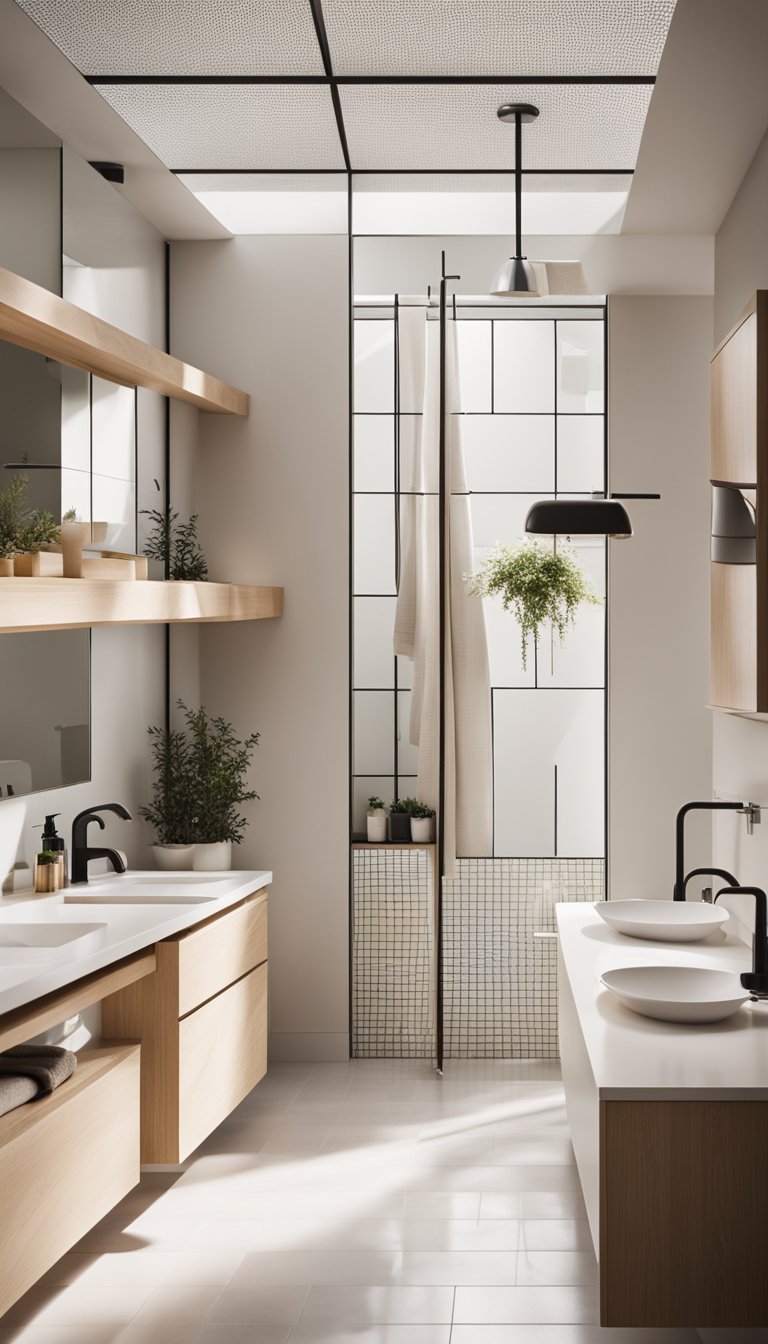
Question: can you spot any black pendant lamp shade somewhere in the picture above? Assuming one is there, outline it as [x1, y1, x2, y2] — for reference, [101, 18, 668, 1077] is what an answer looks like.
[711, 483, 756, 563]
[525, 498, 633, 538]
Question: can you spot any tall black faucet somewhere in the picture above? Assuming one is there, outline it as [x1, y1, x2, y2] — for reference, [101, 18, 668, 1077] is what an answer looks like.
[71, 803, 132, 884]
[673, 800, 754, 901]
[714, 886, 768, 999]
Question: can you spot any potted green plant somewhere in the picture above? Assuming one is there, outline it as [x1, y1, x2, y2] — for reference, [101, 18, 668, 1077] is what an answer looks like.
[140, 700, 259, 871]
[142, 508, 208, 581]
[366, 795, 387, 843]
[388, 798, 411, 842]
[0, 473, 25, 575]
[466, 538, 601, 669]
[408, 800, 436, 843]
[0, 472, 60, 575]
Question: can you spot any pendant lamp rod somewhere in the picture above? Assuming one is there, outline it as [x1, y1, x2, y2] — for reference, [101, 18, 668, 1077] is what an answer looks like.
[514, 108, 523, 260]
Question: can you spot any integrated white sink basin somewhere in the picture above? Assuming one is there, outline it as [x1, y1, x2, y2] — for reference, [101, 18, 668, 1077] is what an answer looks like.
[600, 964, 748, 1024]
[65, 875, 230, 905]
[0, 922, 107, 964]
[595, 899, 728, 943]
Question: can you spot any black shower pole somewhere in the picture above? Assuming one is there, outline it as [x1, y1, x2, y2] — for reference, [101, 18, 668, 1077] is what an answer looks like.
[436, 250, 459, 1076]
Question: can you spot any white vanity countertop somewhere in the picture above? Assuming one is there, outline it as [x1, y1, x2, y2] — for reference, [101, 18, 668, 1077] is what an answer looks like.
[0, 869, 271, 1018]
[556, 902, 768, 1099]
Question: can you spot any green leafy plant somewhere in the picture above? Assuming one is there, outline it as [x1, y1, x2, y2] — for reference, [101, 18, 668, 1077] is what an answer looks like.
[0, 472, 60, 556]
[0, 474, 27, 558]
[62, 507, 79, 523]
[389, 799, 409, 814]
[141, 508, 208, 581]
[407, 800, 435, 819]
[140, 700, 259, 846]
[367, 796, 386, 813]
[466, 539, 601, 669]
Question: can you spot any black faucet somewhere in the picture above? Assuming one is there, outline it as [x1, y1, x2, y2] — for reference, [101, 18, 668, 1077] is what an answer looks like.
[714, 886, 768, 999]
[681, 867, 739, 901]
[71, 803, 132, 884]
[673, 800, 754, 900]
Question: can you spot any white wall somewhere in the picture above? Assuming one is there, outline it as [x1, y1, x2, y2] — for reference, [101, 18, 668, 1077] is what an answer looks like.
[711, 126, 768, 935]
[170, 235, 350, 1062]
[608, 297, 713, 898]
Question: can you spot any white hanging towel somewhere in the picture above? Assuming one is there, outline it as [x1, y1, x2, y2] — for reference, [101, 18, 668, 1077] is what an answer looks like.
[394, 306, 493, 874]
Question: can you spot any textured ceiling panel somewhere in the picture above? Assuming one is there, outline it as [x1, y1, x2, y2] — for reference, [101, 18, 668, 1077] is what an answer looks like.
[352, 172, 633, 193]
[178, 173, 348, 193]
[96, 85, 346, 170]
[323, 0, 676, 76]
[340, 84, 652, 170]
[14, 0, 325, 74]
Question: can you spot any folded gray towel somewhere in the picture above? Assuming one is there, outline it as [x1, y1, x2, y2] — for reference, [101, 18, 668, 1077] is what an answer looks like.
[0, 1074, 39, 1117]
[0, 1044, 77, 1096]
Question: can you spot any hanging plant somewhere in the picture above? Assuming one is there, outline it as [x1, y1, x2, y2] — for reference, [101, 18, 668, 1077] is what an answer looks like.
[466, 538, 602, 669]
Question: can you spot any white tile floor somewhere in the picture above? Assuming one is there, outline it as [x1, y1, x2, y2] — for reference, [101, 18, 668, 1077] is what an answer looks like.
[0, 1061, 761, 1343]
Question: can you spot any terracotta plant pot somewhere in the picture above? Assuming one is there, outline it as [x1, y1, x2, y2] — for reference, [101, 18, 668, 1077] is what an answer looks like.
[192, 841, 232, 872]
[152, 843, 196, 871]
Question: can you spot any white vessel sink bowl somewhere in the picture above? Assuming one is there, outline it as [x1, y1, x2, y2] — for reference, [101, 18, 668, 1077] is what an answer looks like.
[600, 965, 748, 1024]
[0, 922, 107, 964]
[594, 900, 728, 943]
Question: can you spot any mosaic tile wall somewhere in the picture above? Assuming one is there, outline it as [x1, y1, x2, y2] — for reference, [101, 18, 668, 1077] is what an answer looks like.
[352, 851, 604, 1059]
[352, 846, 435, 1059]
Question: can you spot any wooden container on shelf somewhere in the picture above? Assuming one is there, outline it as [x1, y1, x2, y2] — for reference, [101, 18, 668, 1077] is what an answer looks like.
[0, 558, 12, 577]
[710, 291, 768, 714]
[80, 556, 137, 580]
[59, 520, 109, 578]
[13, 551, 63, 577]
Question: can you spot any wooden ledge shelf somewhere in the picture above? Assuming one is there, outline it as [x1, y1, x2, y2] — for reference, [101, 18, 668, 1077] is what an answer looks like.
[0, 266, 248, 415]
[0, 579, 283, 633]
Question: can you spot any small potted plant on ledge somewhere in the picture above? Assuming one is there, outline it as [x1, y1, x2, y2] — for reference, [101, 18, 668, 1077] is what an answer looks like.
[388, 798, 412, 842]
[408, 801, 435, 843]
[141, 700, 259, 870]
[366, 796, 387, 843]
[142, 508, 208, 581]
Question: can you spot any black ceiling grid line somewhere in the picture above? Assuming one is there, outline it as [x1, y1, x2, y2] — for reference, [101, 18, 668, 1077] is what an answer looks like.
[171, 167, 635, 175]
[85, 74, 656, 86]
[307, 0, 351, 170]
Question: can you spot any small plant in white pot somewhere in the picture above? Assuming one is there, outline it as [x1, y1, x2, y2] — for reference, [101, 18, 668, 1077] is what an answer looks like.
[407, 800, 435, 842]
[366, 796, 387, 842]
[140, 700, 259, 871]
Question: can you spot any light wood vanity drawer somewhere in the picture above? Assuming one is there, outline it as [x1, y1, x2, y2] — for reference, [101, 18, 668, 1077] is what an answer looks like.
[0, 1043, 140, 1317]
[168, 888, 268, 1017]
[177, 962, 267, 1160]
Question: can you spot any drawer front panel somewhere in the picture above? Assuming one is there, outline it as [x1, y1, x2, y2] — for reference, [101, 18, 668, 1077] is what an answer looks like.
[0, 1045, 140, 1317]
[175, 889, 268, 1016]
[178, 962, 267, 1160]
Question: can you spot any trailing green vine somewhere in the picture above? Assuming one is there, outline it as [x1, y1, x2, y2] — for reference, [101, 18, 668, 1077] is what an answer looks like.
[466, 538, 602, 669]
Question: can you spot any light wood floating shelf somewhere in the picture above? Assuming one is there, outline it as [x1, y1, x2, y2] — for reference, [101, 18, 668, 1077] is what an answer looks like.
[0, 267, 248, 415]
[0, 580, 283, 633]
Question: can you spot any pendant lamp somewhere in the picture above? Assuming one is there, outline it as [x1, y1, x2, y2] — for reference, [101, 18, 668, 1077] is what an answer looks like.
[491, 103, 589, 298]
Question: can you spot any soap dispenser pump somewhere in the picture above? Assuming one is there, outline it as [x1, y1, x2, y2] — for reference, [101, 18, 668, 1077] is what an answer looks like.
[34, 814, 66, 892]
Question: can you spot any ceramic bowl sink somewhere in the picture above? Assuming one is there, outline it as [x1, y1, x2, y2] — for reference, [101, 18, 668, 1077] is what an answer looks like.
[65, 875, 228, 905]
[0, 922, 107, 964]
[594, 899, 728, 943]
[600, 964, 748, 1024]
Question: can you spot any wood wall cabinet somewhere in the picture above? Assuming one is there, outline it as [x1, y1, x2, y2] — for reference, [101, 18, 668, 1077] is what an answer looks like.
[710, 292, 768, 712]
[103, 888, 269, 1163]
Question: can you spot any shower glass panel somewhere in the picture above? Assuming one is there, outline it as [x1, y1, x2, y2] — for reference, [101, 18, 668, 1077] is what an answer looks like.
[351, 295, 607, 1059]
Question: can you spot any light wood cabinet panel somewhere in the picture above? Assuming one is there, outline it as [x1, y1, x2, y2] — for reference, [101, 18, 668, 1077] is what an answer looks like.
[0, 1044, 140, 1318]
[709, 292, 768, 712]
[600, 1099, 768, 1327]
[711, 310, 757, 484]
[170, 889, 267, 1017]
[179, 964, 267, 1160]
[103, 891, 269, 1163]
[710, 562, 757, 711]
